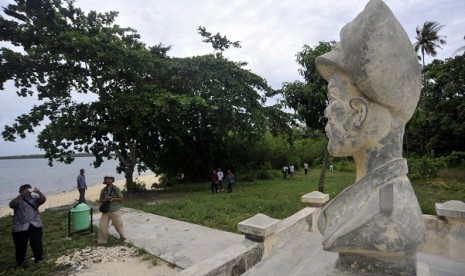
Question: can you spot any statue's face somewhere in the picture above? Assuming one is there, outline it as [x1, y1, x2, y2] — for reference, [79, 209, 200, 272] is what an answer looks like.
[324, 71, 364, 157]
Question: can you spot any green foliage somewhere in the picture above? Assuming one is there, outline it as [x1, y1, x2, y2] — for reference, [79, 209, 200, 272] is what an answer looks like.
[280, 41, 334, 192]
[126, 179, 147, 193]
[0, 0, 173, 184]
[155, 174, 179, 188]
[262, 133, 292, 169]
[443, 151, 465, 167]
[138, 54, 289, 181]
[0, 1, 290, 185]
[407, 55, 465, 157]
[254, 163, 277, 180]
[124, 169, 355, 233]
[293, 130, 327, 166]
[280, 41, 334, 130]
[197, 26, 241, 56]
[125, 167, 464, 230]
[333, 159, 356, 172]
[408, 156, 447, 179]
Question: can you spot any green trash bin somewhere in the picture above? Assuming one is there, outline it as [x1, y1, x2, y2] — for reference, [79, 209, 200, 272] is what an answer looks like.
[69, 203, 91, 234]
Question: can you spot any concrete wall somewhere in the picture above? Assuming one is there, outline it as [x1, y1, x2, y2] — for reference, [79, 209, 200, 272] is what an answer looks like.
[266, 207, 465, 263]
[177, 239, 263, 276]
[251, 207, 465, 263]
[268, 207, 315, 254]
[420, 214, 465, 262]
[183, 207, 465, 275]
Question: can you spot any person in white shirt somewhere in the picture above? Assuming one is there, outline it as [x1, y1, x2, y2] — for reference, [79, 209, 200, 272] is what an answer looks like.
[217, 168, 224, 191]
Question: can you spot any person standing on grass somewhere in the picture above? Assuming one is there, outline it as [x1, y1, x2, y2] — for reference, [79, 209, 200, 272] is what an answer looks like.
[282, 165, 288, 179]
[304, 162, 309, 175]
[97, 176, 125, 244]
[217, 168, 224, 191]
[77, 168, 87, 203]
[226, 169, 235, 193]
[211, 169, 219, 193]
[289, 164, 295, 178]
[9, 184, 46, 267]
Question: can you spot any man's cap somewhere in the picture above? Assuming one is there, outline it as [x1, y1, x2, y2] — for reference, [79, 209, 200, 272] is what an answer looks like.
[19, 184, 32, 193]
[316, 0, 421, 122]
[315, 43, 348, 81]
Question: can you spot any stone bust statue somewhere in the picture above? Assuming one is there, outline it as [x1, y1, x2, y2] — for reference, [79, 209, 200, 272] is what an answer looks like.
[315, 0, 426, 274]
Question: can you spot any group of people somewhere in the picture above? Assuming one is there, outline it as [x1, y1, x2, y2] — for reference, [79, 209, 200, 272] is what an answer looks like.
[211, 168, 235, 193]
[282, 164, 295, 179]
[9, 169, 125, 267]
[282, 162, 310, 179]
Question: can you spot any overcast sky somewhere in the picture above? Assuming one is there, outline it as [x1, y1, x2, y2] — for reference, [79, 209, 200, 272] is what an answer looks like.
[1, 0, 464, 156]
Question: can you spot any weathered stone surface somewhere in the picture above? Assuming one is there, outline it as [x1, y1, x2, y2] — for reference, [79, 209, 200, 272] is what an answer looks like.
[420, 214, 465, 262]
[315, 0, 426, 274]
[436, 200, 465, 218]
[238, 214, 282, 240]
[301, 191, 329, 207]
[177, 240, 263, 276]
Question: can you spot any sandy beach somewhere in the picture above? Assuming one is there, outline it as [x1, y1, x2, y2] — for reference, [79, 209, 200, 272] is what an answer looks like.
[0, 174, 159, 218]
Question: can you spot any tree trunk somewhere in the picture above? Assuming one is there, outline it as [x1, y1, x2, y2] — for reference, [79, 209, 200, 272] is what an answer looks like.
[318, 149, 329, 193]
[125, 165, 134, 189]
[123, 160, 137, 192]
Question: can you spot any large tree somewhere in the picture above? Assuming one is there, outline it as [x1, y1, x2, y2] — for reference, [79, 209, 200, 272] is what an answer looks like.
[406, 54, 465, 156]
[413, 21, 446, 69]
[0, 0, 171, 189]
[140, 36, 289, 181]
[280, 41, 334, 192]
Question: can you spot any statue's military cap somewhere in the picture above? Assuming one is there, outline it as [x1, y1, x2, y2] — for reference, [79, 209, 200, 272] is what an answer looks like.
[316, 0, 421, 122]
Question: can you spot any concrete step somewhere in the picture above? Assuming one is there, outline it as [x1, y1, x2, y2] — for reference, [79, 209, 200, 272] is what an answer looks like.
[242, 231, 337, 276]
[243, 231, 465, 276]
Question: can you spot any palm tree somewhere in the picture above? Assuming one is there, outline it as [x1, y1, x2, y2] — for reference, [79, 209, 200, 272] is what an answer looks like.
[453, 35, 465, 55]
[413, 21, 447, 68]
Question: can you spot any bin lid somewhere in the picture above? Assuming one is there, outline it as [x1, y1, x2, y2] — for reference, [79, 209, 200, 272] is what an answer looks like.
[71, 203, 91, 212]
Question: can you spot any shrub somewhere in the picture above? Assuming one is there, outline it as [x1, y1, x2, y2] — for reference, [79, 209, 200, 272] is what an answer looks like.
[155, 174, 178, 188]
[238, 173, 255, 182]
[409, 156, 447, 179]
[126, 180, 147, 193]
[334, 159, 356, 172]
[443, 151, 465, 167]
[255, 169, 275, 180]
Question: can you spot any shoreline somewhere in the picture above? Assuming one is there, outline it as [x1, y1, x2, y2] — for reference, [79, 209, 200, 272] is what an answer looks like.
[0, 174, 159, 218]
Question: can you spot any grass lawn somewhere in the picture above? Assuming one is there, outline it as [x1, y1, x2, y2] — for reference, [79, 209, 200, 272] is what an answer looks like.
[0, 167, 463, 275]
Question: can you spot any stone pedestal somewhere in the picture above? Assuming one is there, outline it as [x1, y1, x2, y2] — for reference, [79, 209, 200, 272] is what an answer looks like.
[238, 214, 282, 258]
[301, 191, 329, 207]
[301, 191, 329, 234]
[435, 200, 465, 218]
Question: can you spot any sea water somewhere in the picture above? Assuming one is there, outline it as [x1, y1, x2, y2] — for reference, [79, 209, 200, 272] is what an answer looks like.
[0, 157, 151, 207]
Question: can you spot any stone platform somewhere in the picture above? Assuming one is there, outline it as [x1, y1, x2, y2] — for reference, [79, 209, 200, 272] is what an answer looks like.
[89, 201, 465, 275]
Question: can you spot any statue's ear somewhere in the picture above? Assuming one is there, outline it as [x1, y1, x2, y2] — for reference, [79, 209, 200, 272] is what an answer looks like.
[349, 97, 368, 129]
